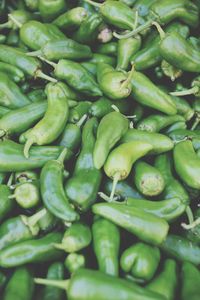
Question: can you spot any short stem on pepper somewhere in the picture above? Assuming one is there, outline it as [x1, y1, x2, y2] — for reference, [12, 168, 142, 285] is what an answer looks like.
[26, 50, 42, 57]
[38, 56, 57, 68]
[34, 278, 69, 291]
[28, 208, 47, 227]
[98, 192, 119, 202]
[76, 114, 88, 127]
[8, 14, 22, 28]
[152, 21, 165, 39]
[170, 86, 199, 97]
[190, 113, 200, 130]
[7, 173, 14, 187]
[185, 206, 194, 224]
[35, 70, 57, 83]
[57, 148, 68, 164]
[24, 137, 35, 159]
[113, 19, 153, 39]
[110, 172, 121, 202]
[120, 64, 135, 90]
[111, 105, 120, 112]
[181, 217, 200, 230]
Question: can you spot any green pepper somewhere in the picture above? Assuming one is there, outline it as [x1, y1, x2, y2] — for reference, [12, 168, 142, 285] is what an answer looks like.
[24, 0, 39, 11]
[126, 197, 186, 222]
[27, 38, 92, 61]
[20, 20, 66, 50]
[65, 118, 102, 212]
[134, 0, 158, 17]
[181, 262, 200, 300]
[160, 31, 200, 73]
[185, 208, 200, 244]
[161, 234, 200, 265]
[0, 100, 47, 138]
[0, 9, 33, 31]
[41, 148, 79, 222]
[155, 153, 189, 204]
[137, 114, 185, 133]
[0, 208, 46, 251]
[104, 141, 153, 200]
[0, 34, 6, 44]
[0, 62, 25, 83]
[173, 140, 200, 189]
[93, 111, 129, 169]
[40, 262, 65, 300]
[65, 253, 85, 274]
[14, 170, 39, 183]
[131, 71, 177, 115]
[117, 36, 141, 70]
[92, 217, 120, 276]
[27, 88, 46, 102]
[0, 184, 13, 223]
[0, 232, 63, 268]
[167, 129, 200, 150]
[81, 62, 97, 76]
[55, 222, 92, 252]
[72, 13, 103, 44]
[38, 210, 58, 233]
[0, 45, 56, 82]
[69, 101, 91, 123]
[93, 202, 169, 245]
[35, 268, 165, 300]
[146, 259, 177, 300]
[0, 140, 65, 172]
[22, 82, 69, 158]
[134, 161, 165, 196]
[2, 267, 34, 300]
[53, 7, 88, 31]
[120, 242, 160, 281]
[121, 129, 174, 154]
[97, 63, 134, 100]
[170, 94, 194, 121]
[49, 59, 102, 97]
[89, 53, 116, 66]
[96, 42, 118, 56]
[0, 72, 30, 109]
[38, 0, 67, 22]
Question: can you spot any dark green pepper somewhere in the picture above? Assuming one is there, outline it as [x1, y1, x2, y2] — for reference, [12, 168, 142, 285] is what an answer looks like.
[92, 217, 120, 276]
[0, 62, 25, 83]
[41, 148, 79, 222]
[117, 36, 141, 70]
[68, 101, 91, 123]
[96, 42, 118, 56]
[120, 242, 160, 281]
[65, 118, 102, 211]
[93, 202, 169, 245]
[0, 9, 33, 31]
[38, 0, 67, 22]
[0, 184, 13, 223]
[27, 88, 46, 102]
[181, 262, 200, 300]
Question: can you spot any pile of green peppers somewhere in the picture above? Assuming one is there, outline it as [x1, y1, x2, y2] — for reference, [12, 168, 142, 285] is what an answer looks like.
[0, 0, 200, 299]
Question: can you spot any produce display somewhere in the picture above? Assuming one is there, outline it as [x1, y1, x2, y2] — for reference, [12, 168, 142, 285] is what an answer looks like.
[0, 0, 200, 299]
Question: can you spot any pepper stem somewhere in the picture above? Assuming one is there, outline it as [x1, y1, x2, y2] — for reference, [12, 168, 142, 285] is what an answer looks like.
[76, 114, 87, 127]
[28, 208, 47, 227]
[113, 19, 153, 39]
[98, 192, 118, 202]
[111, 105, 120, 113]
[170, 86, 199, 97]
[34, 278, 69, 291]
[38, 56, 57, 68]
[0, 21, 11, 29]
[84, 0, 101, 8]
[152, 21, 165, 39]
[27, 50, 42, 57]
[191, 113, 200, 130]
[8, 13, 22, 28]
[110, 172, 121, 202]
[133, 10, 139, 31]
[120, 64, 135, 90]
[35, 70, 57, 83]
[181, 217, 200, 230]
[7, 173, 14, 187]
[24, 138, 35, 159]
[57, 148, 68, 164]
[185, 206, 194, 224]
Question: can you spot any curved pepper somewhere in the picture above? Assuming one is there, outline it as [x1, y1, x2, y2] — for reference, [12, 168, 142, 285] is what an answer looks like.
[93, 202, 169, 245]
[35, 268, 165, 300]
[69, 101, 91, 123]
[120, 242, 160, 281]
[65, 118, 102, 211]
[93, 111, 129, 169]
[22, 82, 69, 158]
[41, 148, 79, 222]
[92, 217, 120, 276]
[181, 262, 200, 300]
[173, 140, 200, 189]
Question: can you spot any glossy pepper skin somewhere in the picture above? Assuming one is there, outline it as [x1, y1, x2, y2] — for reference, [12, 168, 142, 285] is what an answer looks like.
[127, 197, 186, 222]
[181, 262, 200, 300]
[40, 262, 65, 300]
[97, 63, 133, 100]
[131, 71, 177, 115]
[53, 7, 88, 31]
[173, 140, 200, 189]
[0, 9, 33, 31]
[93, 203, 169, 245]
[134, 161, 165, 196]
[55, 222, 92, 253]
[0, 101, 47, 138]
[38, 0, 67, 22]
[65, 118, 102, 212]
[11, 181, 40, 209]
[121, 129, 174, 154]
[0, 184, 13, 223]
[93, 111, 129, 169]
[0, 232, 63, 268]
[35, 268, 165, 300]
[160, 31, 200, 73]
[0, 72, 30, 109]
[96, 42, 118, 56]
[2, 267, 34, 300]
[20, 20, 66, 50]
[0, 140, 65, 172]
[28, 38, 92, 61]
[54, 59, 102, 97]
[120, 242, 160, 281]
[161, 234, 200, 265]
[0, 62, 25, 83]
[146, 259, 177, 300]
[41, 149, 79, 222]
[92, 217, 120, 276]
[22, 82, 69, 158]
